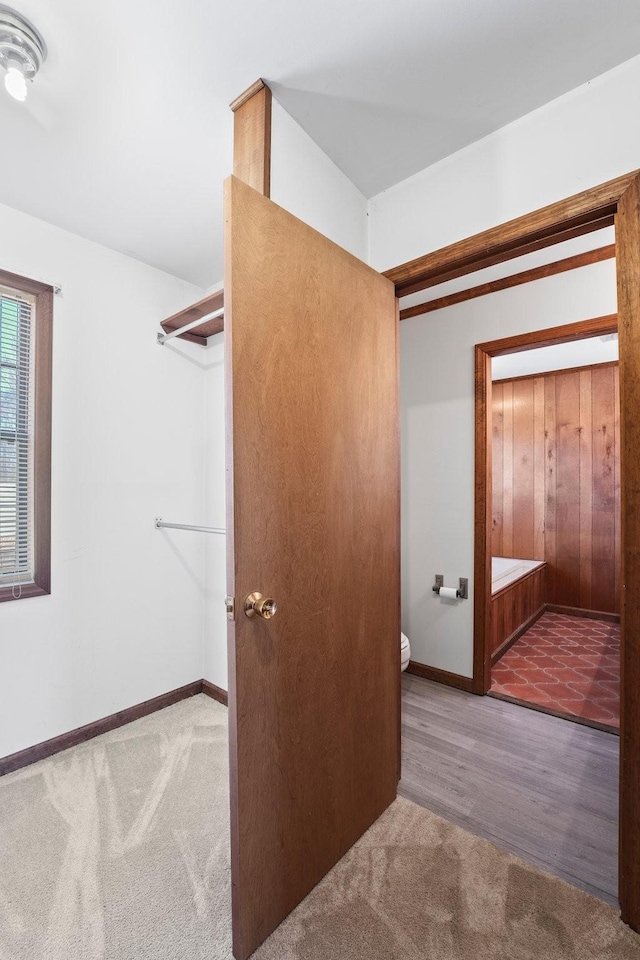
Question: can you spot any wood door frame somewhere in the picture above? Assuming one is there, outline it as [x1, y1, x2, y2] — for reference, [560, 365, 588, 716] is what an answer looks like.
[474, 313, 619, 696]
[386, 169, 640, 928]
[383, 171, 636, 297]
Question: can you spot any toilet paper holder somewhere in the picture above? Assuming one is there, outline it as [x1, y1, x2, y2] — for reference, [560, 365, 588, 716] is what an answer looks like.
[433, 575, 468, 600]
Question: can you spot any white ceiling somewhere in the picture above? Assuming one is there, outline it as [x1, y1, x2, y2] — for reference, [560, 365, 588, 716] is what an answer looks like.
[1, 0, 640, 288]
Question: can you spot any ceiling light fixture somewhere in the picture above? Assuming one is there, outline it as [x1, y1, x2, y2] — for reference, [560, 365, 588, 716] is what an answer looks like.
[0, 5, 46, 102]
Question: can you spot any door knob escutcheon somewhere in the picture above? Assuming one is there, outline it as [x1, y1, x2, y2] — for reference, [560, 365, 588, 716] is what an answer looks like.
[244, 592, 277, 619]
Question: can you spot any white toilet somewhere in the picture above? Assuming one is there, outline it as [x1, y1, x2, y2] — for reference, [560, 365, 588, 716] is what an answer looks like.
[401, 632, 411, 672]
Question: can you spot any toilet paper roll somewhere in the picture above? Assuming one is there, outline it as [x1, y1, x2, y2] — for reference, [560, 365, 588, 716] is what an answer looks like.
[439, 586, 459, 600]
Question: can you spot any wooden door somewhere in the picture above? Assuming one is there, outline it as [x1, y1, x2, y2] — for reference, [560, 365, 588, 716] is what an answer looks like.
[224, 176, 400, 960]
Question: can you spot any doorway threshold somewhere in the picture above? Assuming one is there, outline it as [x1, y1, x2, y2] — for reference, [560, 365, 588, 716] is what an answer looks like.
[487, 690, 619, 736]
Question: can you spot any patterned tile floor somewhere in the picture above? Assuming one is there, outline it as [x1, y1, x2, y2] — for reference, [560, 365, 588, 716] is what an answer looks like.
[491, 612, 620, 731]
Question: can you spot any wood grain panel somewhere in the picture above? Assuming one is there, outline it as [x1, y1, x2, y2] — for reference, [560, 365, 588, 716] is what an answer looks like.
[591, 366, 617, 614]
[544, 376, 558, 604]
[490, 567, 546, 660]
[231, 79, 272, 197]
[512, 379, 535, 558]
[614, 368, 622, 610]
[533, 377, 546, 560]
[491, 383, 504, 557]
[502, 382, 514, 557]
[555, 371, 582, 608]
[492, 364, 620, 614]
[579, 369, 594, 610]
[225, 176, 399, 959]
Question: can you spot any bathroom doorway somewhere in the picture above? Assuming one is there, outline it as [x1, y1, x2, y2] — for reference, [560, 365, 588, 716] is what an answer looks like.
[393, 170, 640, 926]
[485, 328, 620, 733]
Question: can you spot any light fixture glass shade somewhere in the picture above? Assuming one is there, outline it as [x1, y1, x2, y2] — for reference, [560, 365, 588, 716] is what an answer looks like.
[0, 8, 46, 103]
[4, 65, 27, 101]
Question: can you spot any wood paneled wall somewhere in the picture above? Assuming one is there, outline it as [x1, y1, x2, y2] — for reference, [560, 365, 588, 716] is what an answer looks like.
[490, 566, 546, 660]
[492, 362, 620, 614]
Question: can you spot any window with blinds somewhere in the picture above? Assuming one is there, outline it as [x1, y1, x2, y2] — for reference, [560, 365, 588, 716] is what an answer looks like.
[0, 290, 35, 591]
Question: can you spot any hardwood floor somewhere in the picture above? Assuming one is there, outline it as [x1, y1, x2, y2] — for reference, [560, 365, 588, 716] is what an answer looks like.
[399, 673, 619, 905]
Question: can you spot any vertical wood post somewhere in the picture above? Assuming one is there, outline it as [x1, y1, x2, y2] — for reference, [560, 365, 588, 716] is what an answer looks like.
[473, 345, 493, 694]
[616, 173, 640, 932]
[230, 79, 272, 197]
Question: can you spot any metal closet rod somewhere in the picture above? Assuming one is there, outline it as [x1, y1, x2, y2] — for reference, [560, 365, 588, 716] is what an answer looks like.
[156, 306, 224, 345]
[155, 518, 226, 535]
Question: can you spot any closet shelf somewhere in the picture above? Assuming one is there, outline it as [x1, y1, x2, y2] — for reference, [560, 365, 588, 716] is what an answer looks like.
[160, 289, 224, 346]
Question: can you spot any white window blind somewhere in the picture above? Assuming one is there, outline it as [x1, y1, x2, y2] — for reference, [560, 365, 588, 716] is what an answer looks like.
[0, 290, 35, 590]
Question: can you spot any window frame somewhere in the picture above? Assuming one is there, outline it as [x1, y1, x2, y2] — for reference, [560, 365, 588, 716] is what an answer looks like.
[0, 268, 52, 603]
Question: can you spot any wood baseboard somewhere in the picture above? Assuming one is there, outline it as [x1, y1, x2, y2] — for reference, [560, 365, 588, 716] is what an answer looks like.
[545, 604, 621, 623]
[406, 661, 475, 693]
[491, 604, 546, 666]
[202, 679, 229, 706]
[0, 678, 229, 778]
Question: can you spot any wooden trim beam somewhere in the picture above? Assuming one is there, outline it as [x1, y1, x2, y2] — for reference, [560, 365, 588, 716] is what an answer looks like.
[384, 171, 637, 297]
[400, 244, 615, 321]
[230, 79, 272, 198]
[478, 314, 618, 357]
[390, 217, 615, 299]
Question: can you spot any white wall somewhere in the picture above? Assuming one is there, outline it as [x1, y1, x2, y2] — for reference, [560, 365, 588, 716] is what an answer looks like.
[8, 54, 628, 747]
[167, 99, 372, 696]
[369, 54, 640, 272]
[197, 99, 372, 693]
[401, 263, 616, 677]
[368, 56, 638, 677]
[271, 99, 368, 261]
[0, 203, 209, 757]
[0, 91, 382, 757]
[492, 334, 618, 380]
[202, 326, 227, 691]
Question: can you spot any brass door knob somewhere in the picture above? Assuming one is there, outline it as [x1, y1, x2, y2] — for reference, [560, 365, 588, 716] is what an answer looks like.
[244, 592, 278, 619]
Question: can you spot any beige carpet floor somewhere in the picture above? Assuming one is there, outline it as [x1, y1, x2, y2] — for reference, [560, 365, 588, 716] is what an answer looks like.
[1, 694, 639, 959]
